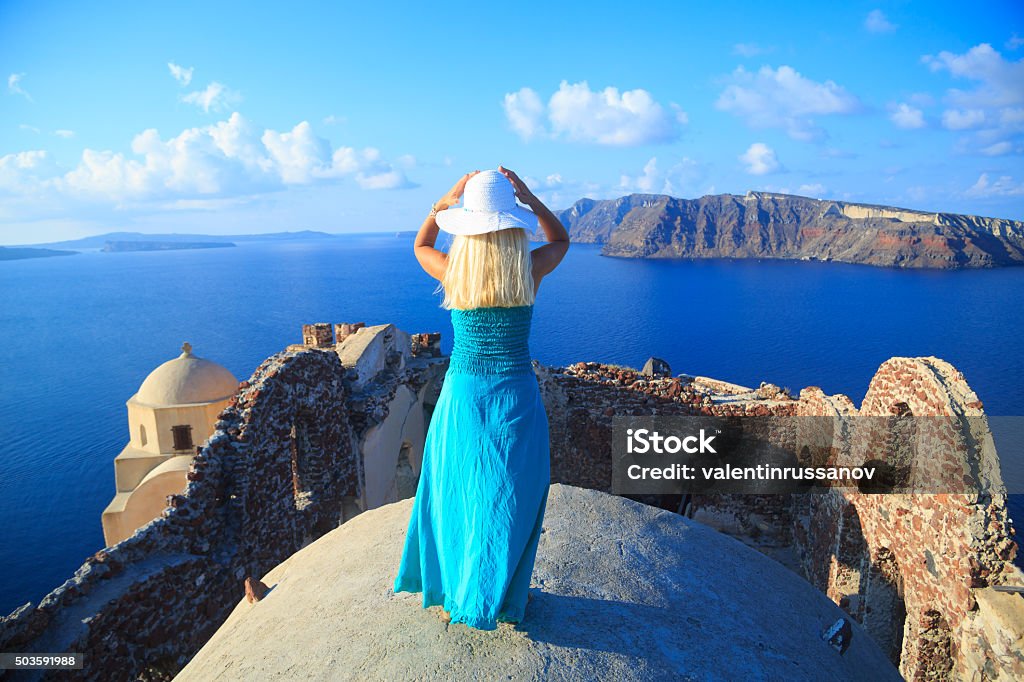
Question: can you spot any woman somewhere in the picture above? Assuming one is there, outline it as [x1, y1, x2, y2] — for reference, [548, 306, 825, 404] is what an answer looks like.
[393, 166, 570, 630]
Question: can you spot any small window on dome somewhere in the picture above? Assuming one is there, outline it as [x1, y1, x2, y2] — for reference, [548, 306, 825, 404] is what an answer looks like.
[140, 424, 148, 447]
[171, 424, 193, 451]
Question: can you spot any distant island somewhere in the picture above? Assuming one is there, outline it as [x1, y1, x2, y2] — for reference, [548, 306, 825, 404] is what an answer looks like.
[14, 229, 339, 251]
[7, 196, 1024, 268]
[0, 246, 78, 261]
[101, 240, 236, 252]
[552, 191, 1024, 269]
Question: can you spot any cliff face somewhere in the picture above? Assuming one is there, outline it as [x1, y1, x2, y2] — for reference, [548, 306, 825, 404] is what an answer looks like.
[553, 194, 668, 244]
[554, 191, 1024, 269]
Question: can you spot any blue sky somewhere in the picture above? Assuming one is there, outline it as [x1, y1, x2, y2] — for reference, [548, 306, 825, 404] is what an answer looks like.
[1, 0, 1022, 244]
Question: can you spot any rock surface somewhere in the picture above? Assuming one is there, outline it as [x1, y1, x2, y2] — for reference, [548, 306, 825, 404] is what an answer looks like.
[554, 191, 1024, 269]
[640, 356, 672, 377]
[176, 484, 900, 681]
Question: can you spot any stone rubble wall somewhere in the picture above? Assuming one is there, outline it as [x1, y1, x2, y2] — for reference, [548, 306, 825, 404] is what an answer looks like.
[538, 361, 799, 543]
[826, 357, 1021, 681]
[538, 356, 1023, 682]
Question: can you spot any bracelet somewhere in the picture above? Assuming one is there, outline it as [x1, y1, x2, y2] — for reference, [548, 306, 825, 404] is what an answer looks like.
[430, 201, 447, 217]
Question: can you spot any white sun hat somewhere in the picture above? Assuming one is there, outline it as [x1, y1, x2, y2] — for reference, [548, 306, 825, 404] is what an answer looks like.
[435, 169, 540, 236]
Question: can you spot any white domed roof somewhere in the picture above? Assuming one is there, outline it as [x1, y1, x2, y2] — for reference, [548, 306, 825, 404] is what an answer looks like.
[176, 485, 902, 681]
[135, 342, 239, 406]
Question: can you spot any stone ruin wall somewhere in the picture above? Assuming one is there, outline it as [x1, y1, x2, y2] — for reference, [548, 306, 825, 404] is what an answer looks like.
[2, 321, 1022, 681]
[793, 358, 1022, 681]
[0, 322, 446, 682]
[537, 357, 1024, 681]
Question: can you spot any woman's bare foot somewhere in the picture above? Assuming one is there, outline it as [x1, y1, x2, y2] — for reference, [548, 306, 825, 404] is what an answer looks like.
[440, 608, 452, 624]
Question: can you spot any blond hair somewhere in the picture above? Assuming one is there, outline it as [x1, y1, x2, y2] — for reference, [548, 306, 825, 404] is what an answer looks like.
[437, 228, 535, 310]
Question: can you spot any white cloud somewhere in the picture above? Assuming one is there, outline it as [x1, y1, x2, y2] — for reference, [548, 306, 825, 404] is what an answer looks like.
[181, 82, 240, 113]
[519, 172, 604, 209]
[19, 124, 40, 133]
[504, 81, 688, 146]
[924, 44, 1024, 108]
[0, 150, 55, 192]
[8, 73, 32, 101]
[619, 156, 702, 195]
[62, 148, 151, 198]
[205, 113, 273, 173]
[715, 65, 860, 141]
[733, 43, 773, 57]
[322, 114, 347, 126]
[1, 112, 416, 207]
[890, 102, 925, 129]
[1002, 108, 1024, 126]
[54, 129, 75, 138]
[261, 121, 332, 184]
[1008, 34, 1024, 51]
[980, 141, 1017, 156]
[620, 158, 660, 193]
[797, 183, 826, 196]
[941, 108, 986, 130]
[548, 81, 688, 145]
[167, 62, 194, 86]
[354, 168, 408, 190]
[521, 163, 711, 207]
[328, 146, 414, 189]
[965, 172, 1024, 197]
[864, 10, 897, 34]
[740, 143, 781, 175]
[503, 87, 546, 141]
[922, 43, 1024, 155]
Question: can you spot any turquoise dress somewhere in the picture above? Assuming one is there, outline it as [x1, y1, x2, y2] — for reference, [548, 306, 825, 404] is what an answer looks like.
[393, 304, 551, 630]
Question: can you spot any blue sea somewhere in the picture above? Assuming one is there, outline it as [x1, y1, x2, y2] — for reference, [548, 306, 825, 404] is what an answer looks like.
[1, 235, 1022, 615]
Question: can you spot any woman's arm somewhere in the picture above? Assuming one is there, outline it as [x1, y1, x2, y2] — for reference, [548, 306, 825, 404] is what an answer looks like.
[498, 166, 570, 281]
[413, 171, 480, 281]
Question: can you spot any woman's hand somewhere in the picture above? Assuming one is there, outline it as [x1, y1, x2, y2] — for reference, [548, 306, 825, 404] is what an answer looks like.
[498, 165, 538, 206]
[435, 170, 480, 211]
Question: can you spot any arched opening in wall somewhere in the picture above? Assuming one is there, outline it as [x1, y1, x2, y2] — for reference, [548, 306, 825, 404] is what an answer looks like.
[916, 609, 954, 680]
[140, 424, 147, 447]
[890, 401, 912, 416]
[393, 441, 418, 501]
[833, 502, 868, 620]
[886, 401, 915, 491]
[290, 413, 316, 511]
[864, 547, 907, 666]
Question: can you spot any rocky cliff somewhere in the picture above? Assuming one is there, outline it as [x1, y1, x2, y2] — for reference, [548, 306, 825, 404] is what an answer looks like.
[553, 191, 1024, 269]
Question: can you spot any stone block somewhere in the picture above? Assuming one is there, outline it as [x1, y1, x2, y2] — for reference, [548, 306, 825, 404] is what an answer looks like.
[301, 323, 334, 349]
[336, 324, 412, 389]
